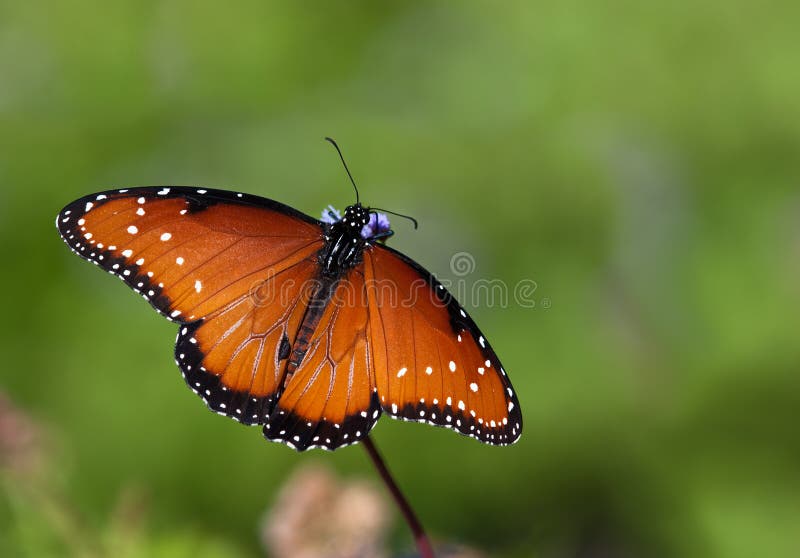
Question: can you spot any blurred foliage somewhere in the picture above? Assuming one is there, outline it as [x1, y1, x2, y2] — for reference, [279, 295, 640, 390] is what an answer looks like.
[1, 1, 799, 557]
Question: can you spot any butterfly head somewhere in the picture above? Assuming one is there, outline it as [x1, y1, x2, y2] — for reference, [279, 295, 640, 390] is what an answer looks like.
[342, 204, 371, 232]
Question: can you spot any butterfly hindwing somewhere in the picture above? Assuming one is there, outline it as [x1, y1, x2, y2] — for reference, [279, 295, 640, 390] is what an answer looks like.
[263, 269, 382, 450]
[176, 255, 321, 424]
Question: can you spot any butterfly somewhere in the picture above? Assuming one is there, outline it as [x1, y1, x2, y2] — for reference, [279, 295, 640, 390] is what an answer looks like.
[55, 148, 522, 451]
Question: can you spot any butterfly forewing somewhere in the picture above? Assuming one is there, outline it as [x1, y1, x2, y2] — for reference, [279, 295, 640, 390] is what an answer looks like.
[57, 187, 324, 424]
[365, 245, 522, 445]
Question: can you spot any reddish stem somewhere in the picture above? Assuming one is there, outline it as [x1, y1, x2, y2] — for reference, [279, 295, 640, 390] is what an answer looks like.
[362, 435, 435, 558]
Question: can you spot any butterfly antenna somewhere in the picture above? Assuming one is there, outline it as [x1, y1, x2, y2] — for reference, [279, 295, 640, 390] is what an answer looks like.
[370, 207, 419, 230]
[325, 137, 359, 204]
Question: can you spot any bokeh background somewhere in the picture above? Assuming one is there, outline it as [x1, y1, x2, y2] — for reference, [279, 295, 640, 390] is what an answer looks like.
[1, 2, 799, 557]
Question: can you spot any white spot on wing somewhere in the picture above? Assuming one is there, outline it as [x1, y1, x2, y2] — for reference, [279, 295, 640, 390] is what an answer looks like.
[160, 232, 172, 241]
[397, 367, 407, 378]
[127, 225, 138, 234]
[449, 360, 456, 372]
[176, 257, 184, 265]
[194, 280, 202, 293]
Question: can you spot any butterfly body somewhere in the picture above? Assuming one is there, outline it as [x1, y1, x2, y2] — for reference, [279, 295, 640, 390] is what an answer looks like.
[57, 186, 522, 451]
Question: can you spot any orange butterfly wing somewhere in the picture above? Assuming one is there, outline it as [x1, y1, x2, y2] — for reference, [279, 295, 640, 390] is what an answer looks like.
[57, 187, 324, 424]
[262, 269, 381, 450]
[364, 244, 522, 445]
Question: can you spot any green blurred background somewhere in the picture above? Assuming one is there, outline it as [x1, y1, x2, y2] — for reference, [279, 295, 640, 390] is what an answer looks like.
[1, 1, 799, 557]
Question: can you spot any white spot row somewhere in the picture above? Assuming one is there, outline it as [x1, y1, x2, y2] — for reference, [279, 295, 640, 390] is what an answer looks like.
[381, 402, 521, 446]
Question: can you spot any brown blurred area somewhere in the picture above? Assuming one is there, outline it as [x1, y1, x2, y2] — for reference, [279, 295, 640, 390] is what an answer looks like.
[0, 391, 48, 479]
[261, 463, 486, 558]
[262, 463, 391, 558]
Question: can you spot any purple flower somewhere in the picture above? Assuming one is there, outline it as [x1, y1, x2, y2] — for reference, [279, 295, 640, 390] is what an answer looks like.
[361, 212, 391, 239]
[320, 205, 342, 224]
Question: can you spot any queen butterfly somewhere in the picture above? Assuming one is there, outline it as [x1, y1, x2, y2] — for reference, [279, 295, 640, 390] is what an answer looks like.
[55, 152, 522, 452]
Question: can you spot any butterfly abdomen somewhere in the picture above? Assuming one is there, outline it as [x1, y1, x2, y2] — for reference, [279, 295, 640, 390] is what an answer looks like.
[282, 274, 340, 385]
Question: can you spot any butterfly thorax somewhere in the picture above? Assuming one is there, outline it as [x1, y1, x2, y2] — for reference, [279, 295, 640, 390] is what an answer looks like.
[319, 203, 371, 276]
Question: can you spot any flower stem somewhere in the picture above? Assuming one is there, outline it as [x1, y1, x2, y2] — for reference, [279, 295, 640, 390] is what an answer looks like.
[362, 435, 435, 558]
